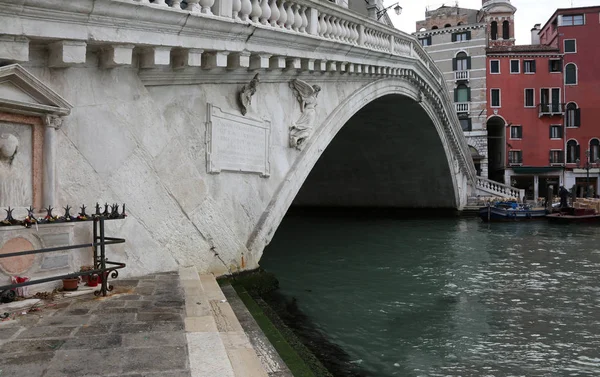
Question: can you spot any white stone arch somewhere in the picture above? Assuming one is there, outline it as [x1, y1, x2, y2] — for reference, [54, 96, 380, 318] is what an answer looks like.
[246, 78, 468, 260]
[454, 49, 469, 58]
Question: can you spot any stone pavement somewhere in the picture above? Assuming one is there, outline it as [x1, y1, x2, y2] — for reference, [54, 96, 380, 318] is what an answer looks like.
[0, 268, 287, 377]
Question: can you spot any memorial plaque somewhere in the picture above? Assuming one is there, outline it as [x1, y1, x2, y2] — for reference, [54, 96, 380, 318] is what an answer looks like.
[206, 104, 270, 177]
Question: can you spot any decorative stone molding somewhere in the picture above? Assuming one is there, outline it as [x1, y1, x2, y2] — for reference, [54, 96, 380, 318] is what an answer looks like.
[0, 36, 29, 63]
[289, 79, 321, 151]
[43, 115, 63, 129]
[48, 40, 87, 68]
[239, 73, 260, 116]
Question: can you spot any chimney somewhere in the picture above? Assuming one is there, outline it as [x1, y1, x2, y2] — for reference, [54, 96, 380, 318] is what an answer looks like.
[531, 23, 541, 44]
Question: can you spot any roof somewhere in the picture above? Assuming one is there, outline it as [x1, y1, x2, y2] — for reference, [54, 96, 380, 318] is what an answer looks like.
[487, 44, 560, 54]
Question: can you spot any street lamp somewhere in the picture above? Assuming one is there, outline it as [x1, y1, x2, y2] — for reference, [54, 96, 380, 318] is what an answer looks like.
[576, 149, 600, 198]
[376, 2, 402, 20]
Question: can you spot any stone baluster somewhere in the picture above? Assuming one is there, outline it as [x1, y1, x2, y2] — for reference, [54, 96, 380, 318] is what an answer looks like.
[324, 15, 332, 38]
[232, 0, 242, 18]
[285, 3, 294, 30]
[300, 6, 308, 33]
[339, 20, 347, 42]
[240, 0, 252, 20]
[277, 0, 287, 28]
[186, 0, 201, 12]
[250, 0, 262, 23]
[318, 14, 327, 36]
[334, 17, 342, 40]
[358, 25, 365, 46]
[268, 0, 280, 26]
[199, 0, 215, 14]
[292, 4, 302, 32]
[349, 24, 357, 44]
[260, 0, 271, 24]
[171, 0, 182, 8]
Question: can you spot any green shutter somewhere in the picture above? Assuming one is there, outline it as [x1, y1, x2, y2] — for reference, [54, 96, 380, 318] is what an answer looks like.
[454, 89, 458, 102]
[575, 108, 581, 126]
[451, 33, 457, 42]
[576, 144, 581, 161]
[559, 126, 563, 138]
[452, 58, 457, 71]
[532, 60, 536, 72]
[467, 57, 472, 69]
[467, 87, 471, 101]
[466, 31, 472, 40]
[549, 126, 552, 139]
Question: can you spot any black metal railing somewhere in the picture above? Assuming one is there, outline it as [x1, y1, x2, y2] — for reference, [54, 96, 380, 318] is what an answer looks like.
[0, 204, 127, 299]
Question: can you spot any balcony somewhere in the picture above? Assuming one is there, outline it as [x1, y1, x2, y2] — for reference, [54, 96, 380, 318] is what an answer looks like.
[454, 70, 469, 82]
[455, 102, 470, 113]
[538, 103, 564, 117]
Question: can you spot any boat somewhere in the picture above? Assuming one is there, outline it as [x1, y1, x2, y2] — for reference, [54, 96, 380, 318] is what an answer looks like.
[546, 208, 600, 224]
[479, 201, 548, 222]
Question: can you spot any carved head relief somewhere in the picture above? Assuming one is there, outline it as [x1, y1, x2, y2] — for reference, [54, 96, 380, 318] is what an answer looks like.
[0, 133, 18, 164]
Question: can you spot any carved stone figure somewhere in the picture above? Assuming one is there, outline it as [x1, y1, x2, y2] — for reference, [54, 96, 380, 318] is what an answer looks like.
[289, 79, 321, 150]
[239, 73, 260, 116]
[0, 131, 29, 207]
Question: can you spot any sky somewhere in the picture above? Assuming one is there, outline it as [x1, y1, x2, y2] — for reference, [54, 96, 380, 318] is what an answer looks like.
[387, 0, 600, 45]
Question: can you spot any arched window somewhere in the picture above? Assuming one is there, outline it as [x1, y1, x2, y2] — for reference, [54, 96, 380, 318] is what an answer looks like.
[455, 52, 469, 71]
[445, 24, 452, 28]
[502, 20, 510, 39]
[455, 84, 470, 103]
[590, 139, 600, 162]
[566, 102, 580, 127]
[491, 21, 498, 40]
[565, 63, 577, 85]
[457, 22, 463, 26]
[567, 140, 580, 163]
[432, 26, 439, 30]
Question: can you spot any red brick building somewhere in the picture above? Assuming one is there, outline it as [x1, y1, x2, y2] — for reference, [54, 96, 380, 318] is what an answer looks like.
[486, 5, 600, 201]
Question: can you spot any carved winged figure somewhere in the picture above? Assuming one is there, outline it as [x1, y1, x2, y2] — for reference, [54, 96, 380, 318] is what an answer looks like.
[289, 79, 321, 150]
[239, 73, 260, 116]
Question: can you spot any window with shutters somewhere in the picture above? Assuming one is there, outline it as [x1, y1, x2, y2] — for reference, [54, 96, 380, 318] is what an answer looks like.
[591, 139, 600, 163]
[491, 21, 498, 40]
[566, 140, 579, 163]
[564, 39, 576, 53]
[420, 36, 432, 46]
[524, 89, 535, 107]
[550, 125, 562, 139]
[510, 59, 520, 73]
[524, 60, 536, 73]
[455, 52, 470, 71]
[565, 63, 577, 85]
[549, 59, 562, 72]
[490, 60, 500, 74]
[459, 118, 472, 131]
[550, 150, 564, 164]
[509, 150, 522, 165]
[510, 125, 522, 139]
[455, 84, 470, 103]
[452, 32, 470, 42]
[566, 103, 580, 127]
[491, 89, 501, 107]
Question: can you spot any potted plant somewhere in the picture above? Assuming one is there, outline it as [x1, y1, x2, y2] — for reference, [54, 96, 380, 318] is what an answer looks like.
[62, 276, 79, 291]
[79, 265, 94, 284]
[87, 274, 99, 287]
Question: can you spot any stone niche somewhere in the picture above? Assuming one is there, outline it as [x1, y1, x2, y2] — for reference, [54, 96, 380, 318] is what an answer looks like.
[0, 64, 73, 292]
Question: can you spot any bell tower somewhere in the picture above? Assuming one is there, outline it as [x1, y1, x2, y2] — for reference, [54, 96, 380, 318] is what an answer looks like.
[482, 0, 517, 47]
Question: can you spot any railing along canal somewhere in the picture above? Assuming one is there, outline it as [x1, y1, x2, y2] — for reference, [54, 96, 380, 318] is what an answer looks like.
[0, 204, 127, 299]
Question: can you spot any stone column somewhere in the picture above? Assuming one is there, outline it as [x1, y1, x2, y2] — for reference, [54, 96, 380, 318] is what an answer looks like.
[533, 175, 539, 202]
[43, 115, 63, 209]
[366, 0, 377, 20]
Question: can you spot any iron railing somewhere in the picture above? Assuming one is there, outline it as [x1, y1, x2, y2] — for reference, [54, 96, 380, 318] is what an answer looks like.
[0, 204, 127, 299]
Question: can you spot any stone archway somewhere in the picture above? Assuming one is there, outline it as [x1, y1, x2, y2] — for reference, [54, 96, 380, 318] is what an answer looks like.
[246, 78, 471, 262]
[486, 115, 506, 183]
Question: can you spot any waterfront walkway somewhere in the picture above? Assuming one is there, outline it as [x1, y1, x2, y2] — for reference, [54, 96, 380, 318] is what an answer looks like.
[0, 268, 290, 377]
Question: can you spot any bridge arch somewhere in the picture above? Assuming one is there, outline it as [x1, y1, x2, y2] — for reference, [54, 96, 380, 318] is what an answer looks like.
[247, 78, 467, 260]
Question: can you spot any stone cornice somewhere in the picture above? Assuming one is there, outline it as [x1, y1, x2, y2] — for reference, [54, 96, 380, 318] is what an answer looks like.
[414, 23, 486, 38]
[487, 52, 563, 58]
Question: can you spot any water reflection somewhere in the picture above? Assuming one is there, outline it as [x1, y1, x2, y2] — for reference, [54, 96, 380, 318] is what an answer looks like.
[261, 213, 600, 376]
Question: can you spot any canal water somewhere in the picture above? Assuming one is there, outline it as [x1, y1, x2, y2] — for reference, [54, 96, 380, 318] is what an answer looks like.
[260, 209, 600, 377]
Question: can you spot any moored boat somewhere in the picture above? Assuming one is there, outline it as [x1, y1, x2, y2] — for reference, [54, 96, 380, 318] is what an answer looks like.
[546, 208, 600, 224]
[479, 202, 548, 222]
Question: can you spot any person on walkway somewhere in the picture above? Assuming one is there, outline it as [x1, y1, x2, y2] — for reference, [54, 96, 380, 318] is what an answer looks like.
[559, 186, 569, 208]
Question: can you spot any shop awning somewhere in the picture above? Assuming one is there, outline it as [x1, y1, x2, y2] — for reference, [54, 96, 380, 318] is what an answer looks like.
[512, 166, 564, 174]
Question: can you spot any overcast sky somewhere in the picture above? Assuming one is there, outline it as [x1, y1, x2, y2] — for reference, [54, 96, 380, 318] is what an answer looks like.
[387, 0, 599, 45]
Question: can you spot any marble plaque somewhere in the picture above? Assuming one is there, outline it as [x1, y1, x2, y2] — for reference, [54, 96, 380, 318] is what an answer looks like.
[206, 104, 270, 177]
[0, 121, 33, 207]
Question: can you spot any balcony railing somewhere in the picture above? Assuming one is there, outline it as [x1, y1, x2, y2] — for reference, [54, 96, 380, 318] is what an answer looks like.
[538, 103, 564, 117]
[455, 102, 470, 113]
[476, 177, 525, 199]
[454, 70, 469, 81]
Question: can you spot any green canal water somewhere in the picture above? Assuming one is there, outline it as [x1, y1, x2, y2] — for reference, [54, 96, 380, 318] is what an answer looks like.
[260, 210, 600, 377]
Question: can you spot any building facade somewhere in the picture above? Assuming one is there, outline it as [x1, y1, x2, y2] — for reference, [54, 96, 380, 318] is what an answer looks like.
[414, 5, 489, 178]
[489, 5, 600, 201]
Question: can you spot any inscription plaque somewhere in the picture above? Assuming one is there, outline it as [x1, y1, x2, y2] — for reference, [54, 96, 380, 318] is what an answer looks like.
[206, 104, 270, 177]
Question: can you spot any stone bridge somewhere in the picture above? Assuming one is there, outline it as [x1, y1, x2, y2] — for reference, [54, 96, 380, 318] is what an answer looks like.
[0, 0, 520, 277]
